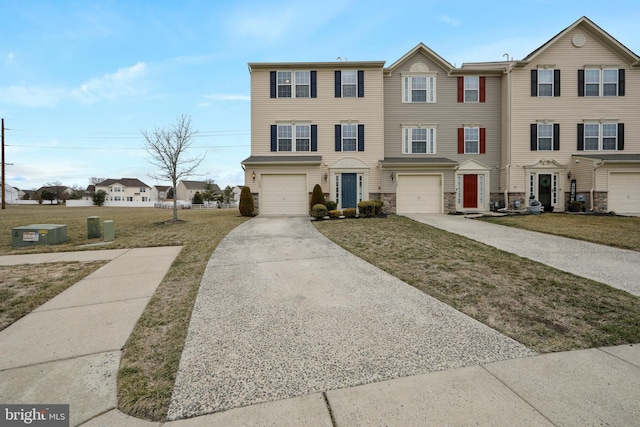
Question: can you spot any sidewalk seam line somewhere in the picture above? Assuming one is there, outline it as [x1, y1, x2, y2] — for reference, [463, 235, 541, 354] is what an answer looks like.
[0, 349, 122, 373]
[480, 364, 558, 427]
[33, 295, 153, 313]
[322, 391, 338, 427]
[596, 346, 640, 369]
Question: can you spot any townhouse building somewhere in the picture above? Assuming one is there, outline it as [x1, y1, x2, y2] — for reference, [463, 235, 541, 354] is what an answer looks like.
[243, 17, 640, 215]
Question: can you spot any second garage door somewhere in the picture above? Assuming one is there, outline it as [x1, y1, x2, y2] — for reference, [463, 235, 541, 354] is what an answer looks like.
[260, 174, 308, 216]
[609, 172, 640, 214]
[396, 174, 442, 214]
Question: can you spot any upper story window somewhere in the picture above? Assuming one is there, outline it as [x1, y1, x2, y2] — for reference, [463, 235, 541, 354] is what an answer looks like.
[139, 187, 146, 192]
[403, 75, 435, 103]
[578, 122, 624, 151]
[270, 70, 316, 98]
[110, 186, 122, 192]
[457, 127, 486, 154]
[457, 76, 485, 102]
[270, 123, 317, 152]
[578, 68, 625, 97]
[335, 70, 364, 98]
[403, 127, 436, 154]
[335, 123, 365, 151]
[531, 69, 560, 97]
[530, 123, 559, 151]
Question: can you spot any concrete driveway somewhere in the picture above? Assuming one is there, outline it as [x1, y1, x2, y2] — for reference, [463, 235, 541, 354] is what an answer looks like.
[167, 217, 534, 420]
[405, 214, 640, 297]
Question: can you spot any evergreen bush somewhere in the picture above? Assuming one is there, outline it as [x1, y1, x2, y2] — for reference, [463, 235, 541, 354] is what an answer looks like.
[373, 200, 384, 215]
[358, 200, 376, 218]
[239, 186, 254, 216]
[343, 208, 357, 218]
[311, 203, 328, 219]
[192, 191, 204, 204]
[324, 200, 337, 211]
[310, 184, 325, 212]
[328, 209, 342, 219]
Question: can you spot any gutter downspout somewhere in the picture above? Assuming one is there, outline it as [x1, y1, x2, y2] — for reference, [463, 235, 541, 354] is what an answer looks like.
[590, 159, 605, 211]
[503, 60, 513, 208]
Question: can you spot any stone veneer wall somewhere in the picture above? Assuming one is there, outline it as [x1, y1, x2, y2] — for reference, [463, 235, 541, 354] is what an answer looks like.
[507, 193, 526, 210]
[251, 193, 259, 215]
[593, 191, 608, 213]
[444, 193, 456, 214]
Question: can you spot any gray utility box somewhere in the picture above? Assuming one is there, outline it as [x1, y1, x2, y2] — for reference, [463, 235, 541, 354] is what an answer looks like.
[103, 220, 115, 241]
[12, 224, 67, 247]
[87, 216, 101, 239]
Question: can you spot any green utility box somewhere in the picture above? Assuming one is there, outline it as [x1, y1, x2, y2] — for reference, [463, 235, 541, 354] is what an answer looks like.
[87, 216, 101, 239]
[103, 220, 115, 241]
[12, 224, 67, 247]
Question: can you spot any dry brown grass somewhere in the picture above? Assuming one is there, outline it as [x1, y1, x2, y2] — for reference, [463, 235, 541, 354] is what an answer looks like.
[314, 216, 640, 354]
[0, 261, 106, 331]
[0, 205, 248, 421]
[479, 213, 640, 251]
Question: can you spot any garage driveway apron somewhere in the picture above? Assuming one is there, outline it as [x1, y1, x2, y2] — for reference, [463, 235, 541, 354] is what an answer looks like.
[167, 217, 534, 420]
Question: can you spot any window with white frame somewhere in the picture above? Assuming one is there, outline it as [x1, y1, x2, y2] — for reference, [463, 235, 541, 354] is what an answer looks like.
[464, 76, 479, 102]
[537, 123, 553, 151]
[342, 70, 357, 97]
[127, 196, 133, 202]
[140, 188, 146, 192]
[464, 127, 479, 154]
[294, 71, 310, 97]
[276, 124, 311, 152]
[584, 123, 618, 150]
[585, 69, 618, 97]
[403, 127, 436, 154]
[537, 69, 553, 97]
[403, 75, 435, 103]
[277, 71, 292, 98]
[341, 124, 357, 151]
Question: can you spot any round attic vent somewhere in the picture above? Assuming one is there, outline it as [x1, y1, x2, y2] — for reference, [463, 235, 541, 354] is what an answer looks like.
[572, 33, 586, 47]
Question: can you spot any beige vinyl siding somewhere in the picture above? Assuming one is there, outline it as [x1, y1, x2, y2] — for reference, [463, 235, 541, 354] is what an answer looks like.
[383, 50, 503, 193]
[508, 24, 640, 194]
[250, 66, 385, 197]
[573, 158, 595, 192]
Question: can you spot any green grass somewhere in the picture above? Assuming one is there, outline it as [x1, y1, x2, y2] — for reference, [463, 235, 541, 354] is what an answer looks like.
[314, 216, 640, 353]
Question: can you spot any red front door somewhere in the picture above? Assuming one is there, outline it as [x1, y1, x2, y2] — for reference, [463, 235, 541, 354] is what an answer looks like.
[463, 174, 478, 208]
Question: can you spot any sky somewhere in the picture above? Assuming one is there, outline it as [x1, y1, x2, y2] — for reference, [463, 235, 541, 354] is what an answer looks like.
[1, 0, 639, 192]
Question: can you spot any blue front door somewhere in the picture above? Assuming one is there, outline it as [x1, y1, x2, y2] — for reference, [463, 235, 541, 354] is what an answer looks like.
[342, 173, 357, 209]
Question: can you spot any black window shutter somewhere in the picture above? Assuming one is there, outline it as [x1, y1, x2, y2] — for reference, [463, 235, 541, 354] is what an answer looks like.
[357, 70, 364, 97]
[619, 69, 625, 96]
[335, 125, 341, 151]
[311, 125, 317, 151]
[334, 71, 341, 98]
[310, 71, 317, 98]
[553, 123, 560, 151]
[531, 70, 538, 96]
[270, 125, 277, 151]
[578, 70, 585, 97]
[530, 124, 537, 151]
[577, 124, 584, 151]
[554, 70, 561, 97]
[357, 124, 365, 151]
[270, 71, 276, 98]
[618, 123, 625, 150]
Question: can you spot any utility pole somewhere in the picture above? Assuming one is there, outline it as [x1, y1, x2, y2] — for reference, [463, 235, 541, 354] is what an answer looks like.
[1, 118, 5, 210]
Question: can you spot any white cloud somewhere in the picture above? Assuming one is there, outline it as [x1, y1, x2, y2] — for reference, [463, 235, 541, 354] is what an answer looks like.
[205, 94, 250, 101]
[440, 15, 461, 27]
[6, 52, 14, 64]
[71, 62, 147, 104]
[0, 86, 65, 108]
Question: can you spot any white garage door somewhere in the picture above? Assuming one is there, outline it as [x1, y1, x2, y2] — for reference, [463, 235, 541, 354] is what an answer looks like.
[396, 174, 442, 214]
[260, 174, 308, 216]
[609, 173, 640, 214]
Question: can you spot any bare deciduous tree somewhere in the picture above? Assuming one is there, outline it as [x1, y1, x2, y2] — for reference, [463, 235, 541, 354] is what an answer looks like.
[142, 114, 204, 222]
[89, 177, 106, 185]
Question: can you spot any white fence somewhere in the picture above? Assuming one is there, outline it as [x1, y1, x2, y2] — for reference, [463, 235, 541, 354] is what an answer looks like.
[67, 200, 155, 208]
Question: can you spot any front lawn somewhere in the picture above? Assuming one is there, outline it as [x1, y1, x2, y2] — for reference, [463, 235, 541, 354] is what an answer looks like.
[314, 215, 640, 354]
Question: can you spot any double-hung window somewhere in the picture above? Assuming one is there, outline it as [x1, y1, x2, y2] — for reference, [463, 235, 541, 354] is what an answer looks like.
[537, 123, 553, 150]
[530, 122, 560, 151]
[464, 127, 479, 154]
[403, 127, 436, 154]
[537, 70, 553, 97]
[464, 76, 479, 102]
[579, 122, 623, 151]
[274, 124, 312, 152]
[341, 71, 357, 97]
[341, 124, 357, 151]
[403, 75, 435, 103]
[531, 69, 560, 97]
[579, 68, 624, 97]
[270, 70, 315, 98]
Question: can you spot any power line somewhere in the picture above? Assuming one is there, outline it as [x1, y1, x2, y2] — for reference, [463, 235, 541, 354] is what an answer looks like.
[5, 144, 249, 150]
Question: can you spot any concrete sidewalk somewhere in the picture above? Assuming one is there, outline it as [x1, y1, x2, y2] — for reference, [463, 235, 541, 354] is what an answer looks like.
[0, 246, 182, 427]
[404, 213, 640, 297]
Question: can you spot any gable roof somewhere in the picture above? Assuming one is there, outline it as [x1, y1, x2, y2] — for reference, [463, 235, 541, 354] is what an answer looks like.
[386, 43, 454, 74]
[96, 178, 150, 188]
[516, 16, 640, 67]
[180, 180, 222, 193]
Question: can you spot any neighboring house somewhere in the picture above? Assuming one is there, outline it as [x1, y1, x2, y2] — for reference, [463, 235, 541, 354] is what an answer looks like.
[243, 61, 386, 215]
[1, 186, 20, 204]
[176, 180, 221, 202]
[244, 17, 640, 215]
[152, 185, 171, 203]
[503, 16, 640, 214]
[95, 178, 152, 202]
[83, 185, 95, 201]
[231, 185, 243, 206]
[35, 185, 73, 202]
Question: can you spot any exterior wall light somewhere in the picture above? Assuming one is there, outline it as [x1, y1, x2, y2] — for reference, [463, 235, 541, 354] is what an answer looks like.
[252, 171, 256, 181]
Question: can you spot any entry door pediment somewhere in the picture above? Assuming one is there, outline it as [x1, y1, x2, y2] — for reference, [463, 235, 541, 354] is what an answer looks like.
[330, 157, 369, 170]
[457, 159, 490, 171]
